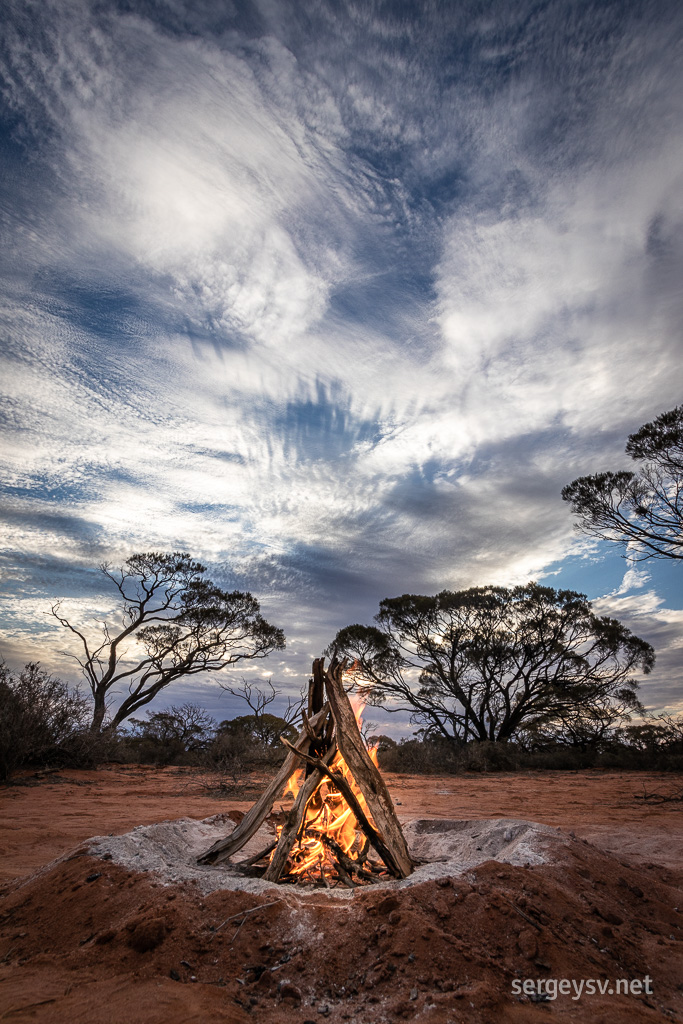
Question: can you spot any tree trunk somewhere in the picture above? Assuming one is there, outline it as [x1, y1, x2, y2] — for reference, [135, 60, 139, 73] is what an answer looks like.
[90, 694, 107, 734]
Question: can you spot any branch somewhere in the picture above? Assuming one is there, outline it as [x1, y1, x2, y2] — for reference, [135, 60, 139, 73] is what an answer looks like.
[279, 735, 405, 877]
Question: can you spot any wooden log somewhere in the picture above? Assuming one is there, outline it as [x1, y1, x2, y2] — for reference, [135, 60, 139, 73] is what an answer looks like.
[304, 663, 330, 776]
[324, 657, 414, 878]
[310, 658, 326, 714]
[278, 738, 405, 877]
[307, 829, 368, 886]
[301, 710, 319, 745]
[324, 705, 336, 748]
[262, 745, 337, 882]
[302, 708, 330, 762]
[235, 840, 278, 867]
[197, 707, 328, 865]
[331, 860, 356, 888]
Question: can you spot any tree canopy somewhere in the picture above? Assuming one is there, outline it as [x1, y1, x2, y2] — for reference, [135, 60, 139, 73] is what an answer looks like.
[328, 584, 654, 743]
[128, 703, 216, 750]
[52, 552, 285, 733]
[562, 404, 683, 561]
[217, 713, 297, 747]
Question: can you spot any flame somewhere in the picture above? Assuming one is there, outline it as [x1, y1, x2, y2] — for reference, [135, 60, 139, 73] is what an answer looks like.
[271, 690, 382, 884]
[285, 767, 303, 800]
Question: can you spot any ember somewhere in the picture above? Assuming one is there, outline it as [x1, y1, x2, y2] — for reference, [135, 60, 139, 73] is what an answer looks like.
[198, 657, 414, 885]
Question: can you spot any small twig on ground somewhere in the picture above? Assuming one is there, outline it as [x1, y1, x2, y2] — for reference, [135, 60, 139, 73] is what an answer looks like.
[634, 783, 683, 804]
[212, 900, 281, 938]
[502, 897, 543, 932]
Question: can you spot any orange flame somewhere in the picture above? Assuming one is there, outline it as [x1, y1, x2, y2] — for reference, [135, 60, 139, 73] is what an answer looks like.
[271, 689, 381, 883]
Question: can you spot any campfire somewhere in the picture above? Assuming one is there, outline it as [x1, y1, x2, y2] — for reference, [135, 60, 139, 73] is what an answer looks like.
[198, 657, 414, 886]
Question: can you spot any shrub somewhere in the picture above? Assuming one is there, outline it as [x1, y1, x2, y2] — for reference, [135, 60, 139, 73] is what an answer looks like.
[204, 729, 287, 772]
[120, 703, 217, 766]
[0, 662, 91, 780]
[458, 740, 521, 772]
[378, 736, 460, 774]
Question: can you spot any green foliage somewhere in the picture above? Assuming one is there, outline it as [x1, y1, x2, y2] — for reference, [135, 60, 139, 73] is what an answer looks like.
[366, 734, 397, 754]
[377, 735, 461, 774]
[217, 713, 297, 747]
[121, 703, 217, 765]
[376, 714, 683, 774]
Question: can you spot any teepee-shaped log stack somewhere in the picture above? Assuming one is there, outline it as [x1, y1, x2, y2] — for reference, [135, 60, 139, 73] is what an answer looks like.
[198, 657, 413, 884]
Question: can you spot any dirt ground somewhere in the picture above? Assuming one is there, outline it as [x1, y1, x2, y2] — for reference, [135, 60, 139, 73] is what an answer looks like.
[1, 766, 682, 1023]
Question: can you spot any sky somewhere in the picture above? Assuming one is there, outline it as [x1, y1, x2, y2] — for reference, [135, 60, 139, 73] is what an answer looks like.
[0, 0, 682, 733]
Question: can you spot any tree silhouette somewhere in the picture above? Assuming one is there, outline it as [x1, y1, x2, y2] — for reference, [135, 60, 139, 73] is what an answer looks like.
[51, 552, 285, 733]
[329, 584, 654, 744]
[129, 703, 216, 750]
[562, 405, 683, 561]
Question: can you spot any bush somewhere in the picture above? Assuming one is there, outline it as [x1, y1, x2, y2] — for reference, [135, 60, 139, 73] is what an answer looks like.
[203, 729, 288, 772]
[377, 736, 523, 774]
[0, 662, 92, 780]
[378, 737, 460, 774]
[118, 704, 218, 766]
[114, 733, 199, 766]
[521, 745, 593, 770]
[458, 740, 521, 772]
[377, 734, 683, 774]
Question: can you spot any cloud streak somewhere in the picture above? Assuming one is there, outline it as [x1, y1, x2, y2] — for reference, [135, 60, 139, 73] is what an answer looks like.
[0, 0, 681, 720]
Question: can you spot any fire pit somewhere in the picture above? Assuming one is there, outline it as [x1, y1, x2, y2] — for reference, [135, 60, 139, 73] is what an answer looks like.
[198, 657, 414, 887]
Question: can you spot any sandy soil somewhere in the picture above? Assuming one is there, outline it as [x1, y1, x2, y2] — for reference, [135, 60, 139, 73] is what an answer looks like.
[1, 766, 682, 1023]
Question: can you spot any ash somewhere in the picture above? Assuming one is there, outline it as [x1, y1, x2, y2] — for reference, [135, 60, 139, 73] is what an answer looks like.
[88, 815, 566, 898]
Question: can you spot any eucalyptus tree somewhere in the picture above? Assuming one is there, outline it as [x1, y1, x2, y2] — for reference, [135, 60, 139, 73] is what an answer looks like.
[562, 404, 683, 561]
[51, 552, 285, 733]
[329, 584, 654, 744]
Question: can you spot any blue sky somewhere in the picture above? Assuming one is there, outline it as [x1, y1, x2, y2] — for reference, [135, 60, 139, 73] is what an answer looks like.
[1, 0, 681, 732]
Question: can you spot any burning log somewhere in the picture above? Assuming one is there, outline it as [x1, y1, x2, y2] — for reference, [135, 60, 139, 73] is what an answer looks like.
[278, 737, 408, 878]
[198, 657, 414, 884]
[308, 830, 374, 885]
[323, 658, 414, 879]
[198, 706, 328, 865]
[263, 745, 337, 882]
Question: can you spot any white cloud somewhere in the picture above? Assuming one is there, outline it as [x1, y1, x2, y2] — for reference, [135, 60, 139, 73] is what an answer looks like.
[611, 565, 651, 597]
[592, 588, 683, 712]
[0, 0, 681, 712]
[435, 148, 683, 440]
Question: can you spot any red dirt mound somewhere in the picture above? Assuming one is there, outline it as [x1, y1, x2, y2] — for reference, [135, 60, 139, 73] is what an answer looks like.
[1, 829, 682, 1023]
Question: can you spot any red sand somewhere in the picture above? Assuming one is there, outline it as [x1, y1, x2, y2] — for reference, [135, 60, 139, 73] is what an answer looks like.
[1, 766, 682, 1022]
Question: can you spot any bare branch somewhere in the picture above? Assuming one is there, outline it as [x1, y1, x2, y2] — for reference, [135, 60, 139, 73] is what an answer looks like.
[49, 552, 285, 734]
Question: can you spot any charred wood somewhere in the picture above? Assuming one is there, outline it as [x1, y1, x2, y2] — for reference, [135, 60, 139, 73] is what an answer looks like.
[262, 745, 337, 882]
[324, 658, 413, 878]
[279, 737, 405, 878]
[197, 706, 328, 865]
